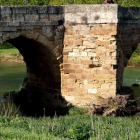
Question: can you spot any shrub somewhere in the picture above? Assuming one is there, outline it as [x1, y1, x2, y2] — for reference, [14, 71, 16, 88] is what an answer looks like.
[68, 107, 88, 115]
[67, 123, 93, 140]
[0, 42, 15, 49]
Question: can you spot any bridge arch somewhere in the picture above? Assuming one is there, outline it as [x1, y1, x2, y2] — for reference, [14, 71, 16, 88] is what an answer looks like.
[0, 26, 65, 110]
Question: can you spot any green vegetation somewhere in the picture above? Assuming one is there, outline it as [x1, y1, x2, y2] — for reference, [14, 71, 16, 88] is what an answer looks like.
[0, 48, 23, 62]
[1, 81, 139, 139]
[0, 0, 138, 6]
[0, 113, 140, 139]
[0, 42, 15, 49]
[127, 45, 140, 66]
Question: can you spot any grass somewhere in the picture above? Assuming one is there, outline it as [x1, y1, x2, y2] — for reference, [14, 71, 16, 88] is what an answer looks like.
[0, 88, 140, 140]
[127, 46, 140, 67]
[128, 55, 140, 66]
[0, 48, 19, 55]
[0, 112, 140, 140]
[0, 48, 23, 62]
[1, 88, 140, 140]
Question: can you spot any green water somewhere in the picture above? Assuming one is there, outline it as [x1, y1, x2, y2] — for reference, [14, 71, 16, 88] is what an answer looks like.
[123, 67, 140, 105]
[0, 62, 26, 97]
[123, 67, 140, 86]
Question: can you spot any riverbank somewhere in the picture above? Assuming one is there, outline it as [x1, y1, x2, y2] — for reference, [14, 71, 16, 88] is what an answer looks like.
[127, 47, 140, 67]
[0, 48, 24, 63]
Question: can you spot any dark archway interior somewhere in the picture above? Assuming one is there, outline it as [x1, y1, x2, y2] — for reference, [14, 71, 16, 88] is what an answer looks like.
[7, 36, 69, 117]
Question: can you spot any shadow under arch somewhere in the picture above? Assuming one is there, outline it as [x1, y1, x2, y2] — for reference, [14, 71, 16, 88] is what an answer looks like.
[5, 33, 70, 117]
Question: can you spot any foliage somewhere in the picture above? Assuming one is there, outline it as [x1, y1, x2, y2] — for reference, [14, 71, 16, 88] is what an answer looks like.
[67, 123, 93, 139]
[68, 106, 88, 115]
[0, 0, 97, 5]
[0, 0, 138, 6]
[114, 0, 140, 7]
[128, 46, 140, 66]
[0, 100, 20, 117]
[0, 42, 15, 49]
[0, 114, 139, 139]
[0, 48, 23, 62]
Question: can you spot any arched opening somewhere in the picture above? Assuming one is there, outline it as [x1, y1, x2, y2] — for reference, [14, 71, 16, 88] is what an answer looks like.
[0, 31, 68, 117]
[123, 43, 140, 105]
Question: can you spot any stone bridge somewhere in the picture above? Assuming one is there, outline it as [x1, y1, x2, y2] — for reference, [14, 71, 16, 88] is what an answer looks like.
[0, 5, 139, 109]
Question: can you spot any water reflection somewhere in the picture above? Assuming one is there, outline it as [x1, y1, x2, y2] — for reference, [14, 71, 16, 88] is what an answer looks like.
[0, 62, 26, 117]
[0, 62, 26, 97]
[123, 67, 140, 106]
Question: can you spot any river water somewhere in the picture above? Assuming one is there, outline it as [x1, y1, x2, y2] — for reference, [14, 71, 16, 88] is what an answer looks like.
[0, 62, 140, 116]
[0, 62, 26, 97]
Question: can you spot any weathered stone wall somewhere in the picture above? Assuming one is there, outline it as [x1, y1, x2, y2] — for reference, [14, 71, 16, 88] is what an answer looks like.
[0, 5, 140, 109]
[62, 24, 118, 107]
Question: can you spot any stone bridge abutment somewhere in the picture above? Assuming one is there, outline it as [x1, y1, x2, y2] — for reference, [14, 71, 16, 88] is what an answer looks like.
[0, 5, 139, 110]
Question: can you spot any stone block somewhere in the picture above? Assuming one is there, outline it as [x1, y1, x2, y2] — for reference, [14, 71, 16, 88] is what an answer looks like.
[101, 84, 110, 89]
[20, 22, 35, 26]
[105, 60, 117, 65]
[25, 14, 39, 21]
[11, 6, 26, 13]
[1, 6, 11, 14]
[109, 70, 116, 75]
[35, 22, 46, 26]
[45, 21, 58, 25]
[64, 39, 73, 45]
[38, 7, 48, 13]
[42, 26, 51, 33]
[39, 14, 49, 21]
[21, 26, 34, 30]
[105, 45, 117, 50]
[88, 52, 96, 56]
[71, 64, 79, 69]
[79, 52, 87, 56]
[1, 13, 12, 22]
[12, 14, 24, 22]
[64, 96, 75, 102]
[48, 6, 58, 14]
[97, 70, 108, 74]
[8, 22, 19, 26]
[109, 84, 116, 89]
[0, 22, 8, 26]
[65, 30, 76, 35]
[63, 69, 76, 74]
[88, 88, 97, 94]
[73, 39, 83, 46]
[26, 6, 38, 13]
[10, 27, 17, 31]
[96, 52, 105, 56]
[49, 14, 59, 20]
[102, 64, 111, 70]
[0, 27, 10, 31]
[95, 40, 110, 45]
